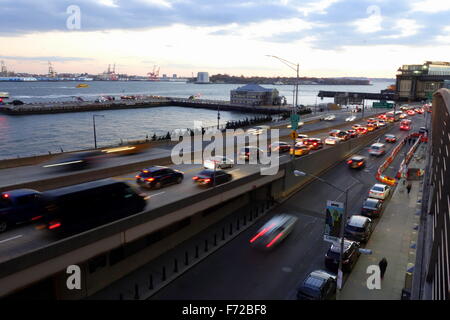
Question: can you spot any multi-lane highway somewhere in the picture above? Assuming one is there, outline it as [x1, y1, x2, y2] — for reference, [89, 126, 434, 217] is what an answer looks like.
[148, 112, 427, 300]
[0, 108, 391, 269]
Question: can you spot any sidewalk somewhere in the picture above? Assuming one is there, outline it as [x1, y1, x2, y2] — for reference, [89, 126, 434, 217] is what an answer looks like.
[340, 143, 427, 300]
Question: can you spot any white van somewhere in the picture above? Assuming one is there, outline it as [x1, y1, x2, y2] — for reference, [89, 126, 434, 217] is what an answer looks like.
[369, 143, 386, 156]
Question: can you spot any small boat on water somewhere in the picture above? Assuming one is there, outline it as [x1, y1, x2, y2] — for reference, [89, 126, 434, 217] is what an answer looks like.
[0, 92, 9, 98]
[76, 83, 89, 88]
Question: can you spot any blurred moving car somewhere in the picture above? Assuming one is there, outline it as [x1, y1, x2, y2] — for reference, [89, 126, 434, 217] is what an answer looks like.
[352, 124, 362, 130]
[344, 215, 373, 242]
[399, 113, 408, 119]
[0, 189, 46, 233]
[361, 198, 383, 218]
[203, 156, 234, 169]
[101, 143, 151, 156]
[269, 141, 291, 153]
[376, 120, 386, 127]
[324, 239, 361, 272]
[302, 138, 323, 150]
[290, 144, 311, 157]
[325, 136, 341, 145]
[368, 143, 386, 156]
[136, 166, 184, 189]
[385, 134, 397, 143]
[192, 169, 232, 187]
[400, 119, 412, 131]
[239, 146, 264, 161]
[347, 155, 366, 169]
[356, 126, 368, 135]
[249, 214, 298, 249]
[40, 180, 147, 233]
[366, 123, 377, 132]
[346, 129, 357, 138]
[247, 125, 270, 136]
[42, 151, 106, 171]
[369, 183, 391, 200]
[296, 270, 337, 300]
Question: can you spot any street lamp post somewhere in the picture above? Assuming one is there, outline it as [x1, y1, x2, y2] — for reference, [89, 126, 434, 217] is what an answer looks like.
[93, 114, 105, 149]
[294, 170, 349, 294]
[217, 105, 220, 130]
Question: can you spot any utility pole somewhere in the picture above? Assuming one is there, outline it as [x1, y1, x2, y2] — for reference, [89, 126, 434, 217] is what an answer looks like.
[93, 114, 105, 149]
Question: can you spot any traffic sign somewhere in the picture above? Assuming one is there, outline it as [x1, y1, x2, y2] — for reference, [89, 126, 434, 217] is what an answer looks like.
[290, 130, 297, 140]
[290, 114, 300, 130]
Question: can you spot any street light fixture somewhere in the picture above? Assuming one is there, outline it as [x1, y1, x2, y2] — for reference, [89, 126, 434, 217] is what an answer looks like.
[293, 170, 349, 293]
[93, 114, 105, 149]
[266, 55, 300, 113]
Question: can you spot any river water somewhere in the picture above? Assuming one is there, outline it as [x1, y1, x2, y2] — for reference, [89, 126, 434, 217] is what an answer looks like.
[0, 81, 392, 159]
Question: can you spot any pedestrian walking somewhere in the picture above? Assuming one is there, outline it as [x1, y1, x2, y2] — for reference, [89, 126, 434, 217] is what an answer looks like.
[379, 257, 388, 279]
[407, 181, 412, 195]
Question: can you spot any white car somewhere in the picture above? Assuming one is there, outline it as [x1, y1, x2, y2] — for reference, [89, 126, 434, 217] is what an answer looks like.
[287, 122, 304, 128]
[296, 134, 309, 144]
[368, 143, 386, 156]
[203, 156, 234, 169]
[323, 114, 336, 121]
[247, 125, 270, 135]
[369, 184, 391, 200]
[345, 116, 356, 122]
[325, 136, 341, 145]
[376, 120, 386, 127]
[249, 214, 298, 249]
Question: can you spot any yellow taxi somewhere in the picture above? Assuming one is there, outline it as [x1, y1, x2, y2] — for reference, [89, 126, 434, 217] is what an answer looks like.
[290, 144, 311, 157]
[366, 123, 376, 132]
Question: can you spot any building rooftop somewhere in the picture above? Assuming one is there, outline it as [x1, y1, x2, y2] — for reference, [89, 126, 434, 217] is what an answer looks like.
[233, 83, 274, 92]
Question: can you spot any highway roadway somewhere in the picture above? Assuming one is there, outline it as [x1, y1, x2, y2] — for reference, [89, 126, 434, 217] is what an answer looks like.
[0, 108, 385, 265]
[0, 109, 380, 190]
[149, 113, 427, 300]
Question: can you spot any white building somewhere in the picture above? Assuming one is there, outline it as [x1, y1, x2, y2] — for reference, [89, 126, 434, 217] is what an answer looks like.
[196, 72, 209, 84]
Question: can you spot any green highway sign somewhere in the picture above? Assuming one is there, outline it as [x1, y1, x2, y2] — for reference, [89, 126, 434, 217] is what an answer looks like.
[290, 114, 300, 130]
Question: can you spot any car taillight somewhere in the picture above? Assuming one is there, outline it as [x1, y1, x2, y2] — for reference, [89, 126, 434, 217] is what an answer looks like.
[192, 176, 198, 180]
[313, 143, 317, 146]
[2, 193, 9, 198]
[347, 160, 353, 164]
[266, 232, 284, 248]
[31, 215, 43, 221]
[358, 162, 364, 166]
[146, 177, 155, 182]
[250, 223, 275, 243]
[204, 178, 211, 183]
[135, 175, 140, 178]
[48, 221, 61, 230]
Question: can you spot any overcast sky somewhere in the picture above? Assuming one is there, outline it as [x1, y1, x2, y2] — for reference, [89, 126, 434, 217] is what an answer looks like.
[1, 0, 449, 77]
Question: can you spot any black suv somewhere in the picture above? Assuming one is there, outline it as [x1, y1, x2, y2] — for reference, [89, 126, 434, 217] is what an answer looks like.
[324, 240, 361, 272]
[0, 189, 46, 233]
[296, 270, 337, 300]
[136, 166, 184, 189]
[192, 169, 232, 187]
[344, 215, 373, 243]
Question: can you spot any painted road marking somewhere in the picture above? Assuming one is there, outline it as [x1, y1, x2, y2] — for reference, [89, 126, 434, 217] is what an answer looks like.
[148, 192, 165, 198]
[0, 235, 23, 244]
[228, 169, 241, 173]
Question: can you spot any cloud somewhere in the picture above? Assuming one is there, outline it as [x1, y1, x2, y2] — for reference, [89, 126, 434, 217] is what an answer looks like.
[0, 0, 449, 51]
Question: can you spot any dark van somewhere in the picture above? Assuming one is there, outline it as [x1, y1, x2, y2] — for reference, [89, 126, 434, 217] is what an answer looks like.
[41, 180, 147, 234]
[0, 189, 46, 233]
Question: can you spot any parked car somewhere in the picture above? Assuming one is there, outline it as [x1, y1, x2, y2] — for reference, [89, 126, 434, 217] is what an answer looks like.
[324, 239, 361, 272]
[347, 155, 366, 169]
[192, 169, 232, 187]
[296, 270, 337, 300]
[344, 215, 373, 242]
[0, 189, 46, 233]
[203, 156, 235, 169]
[250, 214, 298, 249]
[361, 198, 383, 218]
[369, 183, 391, 200]
[136, 166, 184, 189]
